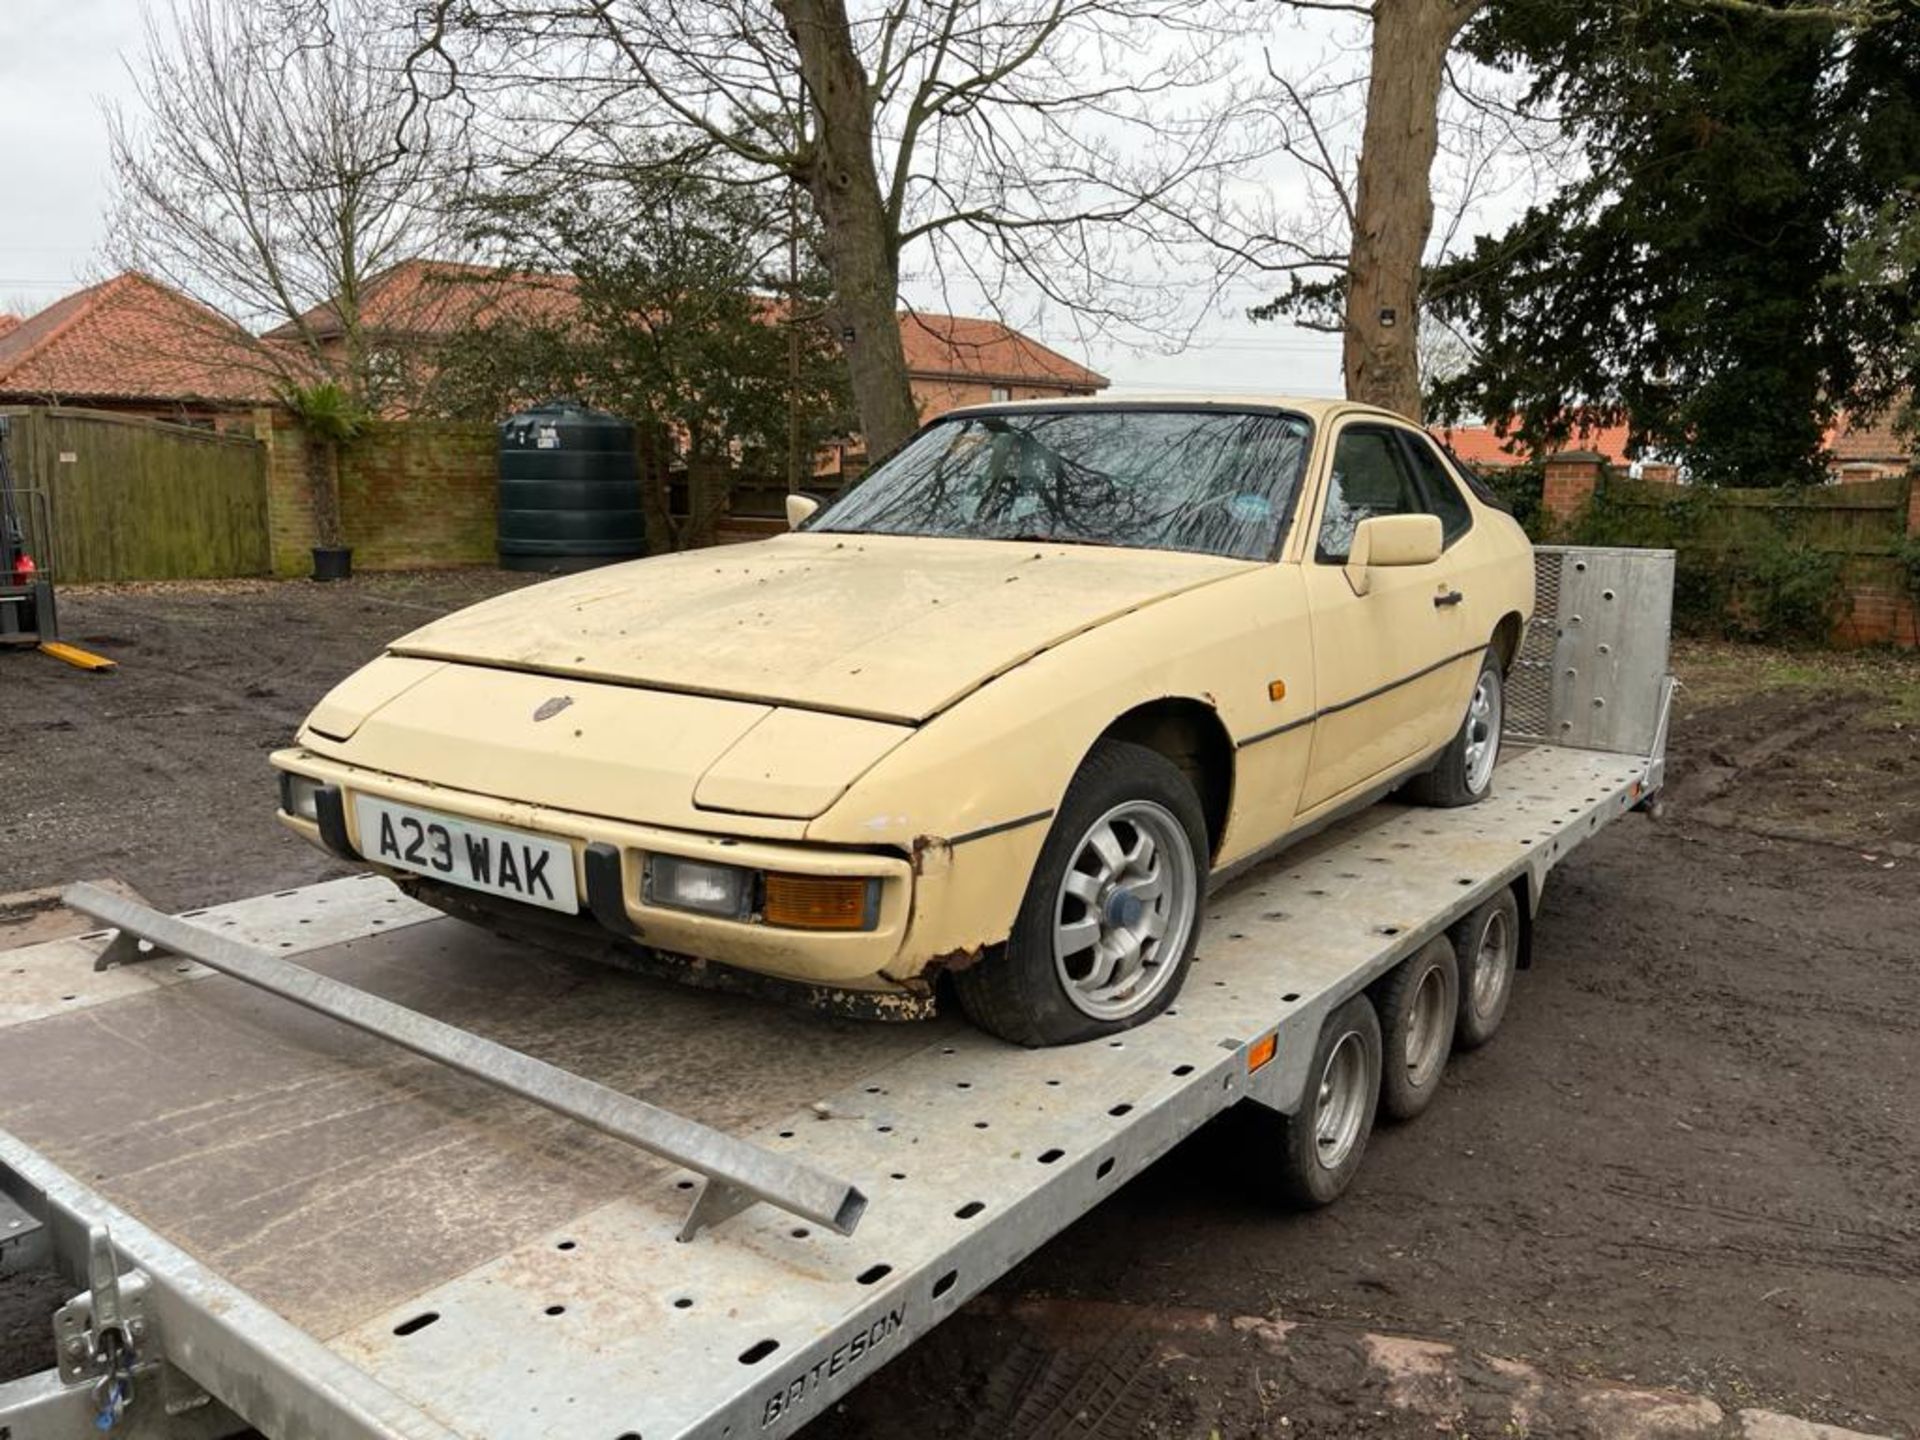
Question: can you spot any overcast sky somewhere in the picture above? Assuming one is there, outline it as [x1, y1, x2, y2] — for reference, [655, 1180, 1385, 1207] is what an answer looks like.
[0, 0, 1350, 397]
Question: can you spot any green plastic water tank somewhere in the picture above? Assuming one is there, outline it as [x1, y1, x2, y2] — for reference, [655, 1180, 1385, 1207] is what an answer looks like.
[497, 400, 645, 572]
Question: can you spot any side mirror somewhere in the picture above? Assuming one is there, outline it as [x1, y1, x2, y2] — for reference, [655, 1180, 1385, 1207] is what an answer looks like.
[785, 493, 820, 530]
[1345, 513, 1442, 596]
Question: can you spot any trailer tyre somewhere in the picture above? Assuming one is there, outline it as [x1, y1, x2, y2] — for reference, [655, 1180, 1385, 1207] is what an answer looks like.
[1372, 936, 1458, 1121]
[1404, 648, 1503, 807]
[1261, 994, 1382, 1209]
[953, 740, 1207, 1048]
[1450, 888, 1519, 1050]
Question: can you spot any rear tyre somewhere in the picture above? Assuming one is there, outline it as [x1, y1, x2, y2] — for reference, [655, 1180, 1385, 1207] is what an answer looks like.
[1372, 937, 1458, 1121]
[952, 740, 1207, 1048]
[1450, 888, 1520, 1050]
[1404, 648, 1503, 808]
[1258, 994, 1382, 1209]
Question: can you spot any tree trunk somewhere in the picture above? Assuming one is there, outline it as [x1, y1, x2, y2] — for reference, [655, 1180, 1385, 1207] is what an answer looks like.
[776, 0, 921, 459]
[1343, 0, 1480, 420]
[305, 437, 345, 549]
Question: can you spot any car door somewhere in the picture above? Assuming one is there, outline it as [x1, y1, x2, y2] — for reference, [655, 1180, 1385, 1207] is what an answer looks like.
[1296, 421, 1471, 812]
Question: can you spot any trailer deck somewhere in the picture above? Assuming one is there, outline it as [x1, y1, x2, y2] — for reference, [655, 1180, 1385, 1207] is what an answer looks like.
[0, 547, 1674, 1440]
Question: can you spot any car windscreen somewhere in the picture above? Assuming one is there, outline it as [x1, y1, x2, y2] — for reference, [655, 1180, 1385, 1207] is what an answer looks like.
[808, 408, 1313, 561]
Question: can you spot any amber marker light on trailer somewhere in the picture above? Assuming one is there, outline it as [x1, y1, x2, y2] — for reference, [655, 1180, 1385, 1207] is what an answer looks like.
[763, 874, 878, 931]
[1247, 1032, 1278, 1073]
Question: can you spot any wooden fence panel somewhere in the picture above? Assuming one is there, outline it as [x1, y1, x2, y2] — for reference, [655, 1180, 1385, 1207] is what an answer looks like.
[1602, 476, 1910, 555]
[1, 408, 271, 582]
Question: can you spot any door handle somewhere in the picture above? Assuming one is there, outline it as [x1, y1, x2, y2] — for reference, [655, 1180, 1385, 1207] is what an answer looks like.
[1434, 589, 1464, 608]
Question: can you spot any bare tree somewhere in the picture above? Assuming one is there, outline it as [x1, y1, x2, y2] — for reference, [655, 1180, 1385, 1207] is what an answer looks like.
[106, 0, 463, 405]
[1235, 2, 1563, 417]
[1341, 1, 1484, 416]
[405, 0, 1262, 456]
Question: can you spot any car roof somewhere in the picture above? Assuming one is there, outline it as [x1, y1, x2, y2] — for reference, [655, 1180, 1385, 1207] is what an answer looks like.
[937, 394, 1412, 425]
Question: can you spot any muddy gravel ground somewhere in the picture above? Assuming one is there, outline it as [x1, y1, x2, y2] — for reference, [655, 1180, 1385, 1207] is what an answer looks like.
[3, 577, 1917, 1438]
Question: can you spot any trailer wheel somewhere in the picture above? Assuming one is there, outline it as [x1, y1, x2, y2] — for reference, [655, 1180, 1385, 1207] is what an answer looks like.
[953, 740, 1206, 1048]
[1372, 936, 1458, 1121]
[1404, 648, 1503, 807]
[1450, 888, 1519, 1050]
[1261, 994, 1382, 1208]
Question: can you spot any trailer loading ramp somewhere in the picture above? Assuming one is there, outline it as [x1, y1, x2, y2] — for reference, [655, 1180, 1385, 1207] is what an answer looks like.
[0, 547, 1672, 1440]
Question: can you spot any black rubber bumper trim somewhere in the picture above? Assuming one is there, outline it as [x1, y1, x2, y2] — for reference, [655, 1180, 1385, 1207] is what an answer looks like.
[313, 784, 359, 862]
[584, 841, 643, 939]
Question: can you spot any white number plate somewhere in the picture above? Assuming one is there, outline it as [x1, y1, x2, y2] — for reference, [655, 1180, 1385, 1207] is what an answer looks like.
[354, 796, 579, 914]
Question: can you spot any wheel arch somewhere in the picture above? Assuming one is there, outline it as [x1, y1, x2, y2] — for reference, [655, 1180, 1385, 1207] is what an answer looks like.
[1492, 610, 1525, 673]
[1097, 697, 1236, 861]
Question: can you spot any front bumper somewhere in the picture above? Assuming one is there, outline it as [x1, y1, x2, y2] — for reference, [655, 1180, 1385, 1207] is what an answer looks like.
[272, 749, 915, 988]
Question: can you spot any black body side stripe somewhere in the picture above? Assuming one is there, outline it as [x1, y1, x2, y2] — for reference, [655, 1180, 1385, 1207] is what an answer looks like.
[1234, 644, 1486, 750]
[1234, 714, 1315, 748]
[949, 809, 1055, 847]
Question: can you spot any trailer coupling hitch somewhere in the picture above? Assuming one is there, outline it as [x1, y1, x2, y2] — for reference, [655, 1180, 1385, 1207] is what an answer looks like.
[53, 1227, 147, 1429]
[51, 1225, 208, 1432]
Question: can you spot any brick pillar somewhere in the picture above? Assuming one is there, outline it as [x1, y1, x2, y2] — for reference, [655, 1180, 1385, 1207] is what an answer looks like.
[1907, 471, 1919, 537]
[1542, 451, 1606, 525]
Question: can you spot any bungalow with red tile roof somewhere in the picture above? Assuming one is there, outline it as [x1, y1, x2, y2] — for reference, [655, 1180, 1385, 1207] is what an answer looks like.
[266, 259, 1108, 421]
[1438, 411, 1912, 486]
[0, 273, 279, 428]
[1824, 410, 1915, 482]
[1434, 420, 1682, 483]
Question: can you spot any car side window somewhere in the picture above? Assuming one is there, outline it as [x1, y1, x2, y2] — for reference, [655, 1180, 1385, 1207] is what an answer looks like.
[1316, 427, 1424, 562]
[1396, 431, 1474, 546]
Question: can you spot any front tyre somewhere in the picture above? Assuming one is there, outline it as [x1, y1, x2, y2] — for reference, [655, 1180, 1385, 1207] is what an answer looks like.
[953, 740, 1207, 1048]
[1404, 647, 1503, 808]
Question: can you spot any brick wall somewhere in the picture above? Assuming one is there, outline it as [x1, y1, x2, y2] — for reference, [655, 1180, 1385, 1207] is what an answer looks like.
[1571, 468, 1918, 649]
[339, 421, 496, 570]
[256, 408, 312, 577]
[256, 409, 497, 575]
[1542, 452, 1606, 524]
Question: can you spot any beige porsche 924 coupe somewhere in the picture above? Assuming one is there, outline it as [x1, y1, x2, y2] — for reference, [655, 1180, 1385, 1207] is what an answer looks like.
[273, 398, 1534, 1046]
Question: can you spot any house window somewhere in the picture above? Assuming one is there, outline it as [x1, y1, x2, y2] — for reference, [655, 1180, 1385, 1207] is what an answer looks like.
[990, 386, 1011, 403]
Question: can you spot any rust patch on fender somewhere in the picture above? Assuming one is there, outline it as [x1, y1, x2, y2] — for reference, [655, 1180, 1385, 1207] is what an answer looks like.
[912, 943, 990, 980]
[909, 834, 954, 876]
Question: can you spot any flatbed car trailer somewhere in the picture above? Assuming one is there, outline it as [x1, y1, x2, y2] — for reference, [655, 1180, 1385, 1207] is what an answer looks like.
[0, 546, 1673, 1440]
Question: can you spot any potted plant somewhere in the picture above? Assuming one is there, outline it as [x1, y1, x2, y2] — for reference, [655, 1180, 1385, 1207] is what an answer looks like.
[281, 381, 368, 581]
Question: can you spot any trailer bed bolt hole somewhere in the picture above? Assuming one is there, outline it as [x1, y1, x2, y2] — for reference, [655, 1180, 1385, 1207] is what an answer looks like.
[393, 1312, 439, 1337]
[955, 1201, 985, 1219]
[739, 1340, 779, 1365]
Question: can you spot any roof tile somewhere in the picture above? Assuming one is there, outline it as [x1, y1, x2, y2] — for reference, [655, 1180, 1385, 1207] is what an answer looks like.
[0, 273, 277, 405]
[274, 260, 1107, 390]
